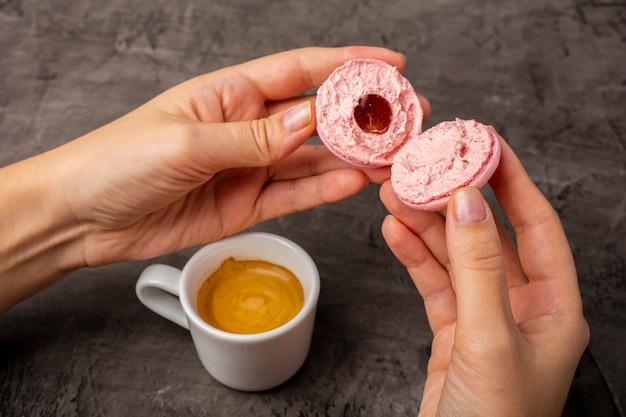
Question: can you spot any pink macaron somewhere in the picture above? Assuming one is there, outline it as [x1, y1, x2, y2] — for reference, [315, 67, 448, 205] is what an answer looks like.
[391, 118, 501, 211]
[315, 59, 501, 211]
[315, 59, 423, 167]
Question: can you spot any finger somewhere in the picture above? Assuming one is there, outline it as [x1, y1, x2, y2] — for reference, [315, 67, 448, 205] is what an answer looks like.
[381, 215, 457, 332]
[267, 95, 317, 116]
[446, 187, 516, 335]
[494, 215, 529, 288]
[379, 181, 449, 267]
[225, 46, 407, 100]
[488, 134, 578, 287]
[268, 144, 391, 184]
[438, 187, 528, 288]
[191, 101, 315, 172]
[256, 168, 369, 220]
[268, 145, 345, 180]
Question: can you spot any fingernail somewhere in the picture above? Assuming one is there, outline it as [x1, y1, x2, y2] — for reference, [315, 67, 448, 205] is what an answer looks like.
[454, 188, 487, 224]
[283, 101, 311, 133]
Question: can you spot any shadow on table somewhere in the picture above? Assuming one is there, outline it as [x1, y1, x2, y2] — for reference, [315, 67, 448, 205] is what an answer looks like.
[563, 349, 622, 417]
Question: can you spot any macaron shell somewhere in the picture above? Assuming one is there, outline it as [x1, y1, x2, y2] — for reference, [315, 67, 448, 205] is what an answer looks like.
[315, 59, 423, 167]
[391, 119, 501, 211]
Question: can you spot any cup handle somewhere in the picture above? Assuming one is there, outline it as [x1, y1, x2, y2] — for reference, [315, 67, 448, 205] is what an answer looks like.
[136, 264, 189, 329]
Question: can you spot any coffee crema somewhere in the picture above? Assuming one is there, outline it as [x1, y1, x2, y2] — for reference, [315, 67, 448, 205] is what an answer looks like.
[197, 257, 304, 334]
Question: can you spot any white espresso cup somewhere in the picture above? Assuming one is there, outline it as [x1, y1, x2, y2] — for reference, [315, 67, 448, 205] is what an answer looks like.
[135, 232, 320, 391]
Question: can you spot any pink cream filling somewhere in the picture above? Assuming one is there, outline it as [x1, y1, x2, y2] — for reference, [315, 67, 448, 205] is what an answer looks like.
[391, 119, 501, 210]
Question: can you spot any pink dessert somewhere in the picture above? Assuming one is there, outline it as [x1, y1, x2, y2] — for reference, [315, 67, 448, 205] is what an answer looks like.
[391, 119, 501, 211]
[315, 59, 423, 167]
[316, 59, 501, 211]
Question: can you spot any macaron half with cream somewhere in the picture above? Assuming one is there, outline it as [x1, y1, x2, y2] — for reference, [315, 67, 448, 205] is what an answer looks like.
[391, 118, 501, 211]
[315, 59, 501, 211]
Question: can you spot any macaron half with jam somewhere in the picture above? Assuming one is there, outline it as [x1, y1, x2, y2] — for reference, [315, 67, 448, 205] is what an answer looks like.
[315, 59, 423, 167]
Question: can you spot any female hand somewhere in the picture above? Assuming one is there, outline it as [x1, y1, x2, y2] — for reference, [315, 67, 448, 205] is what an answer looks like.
[70, 46, 409, 266]
[1, 46, 415, 312]
[380, 134, 589, 416]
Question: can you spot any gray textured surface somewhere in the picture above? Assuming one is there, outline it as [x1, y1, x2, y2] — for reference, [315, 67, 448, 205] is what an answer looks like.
[1, 0, 624, 416]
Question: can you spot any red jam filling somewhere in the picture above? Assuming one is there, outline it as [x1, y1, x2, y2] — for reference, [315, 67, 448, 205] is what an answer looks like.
[353, 94, 392, 134]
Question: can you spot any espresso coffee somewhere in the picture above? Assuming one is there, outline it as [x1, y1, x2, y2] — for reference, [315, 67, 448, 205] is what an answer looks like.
[197, 257, 304, 334]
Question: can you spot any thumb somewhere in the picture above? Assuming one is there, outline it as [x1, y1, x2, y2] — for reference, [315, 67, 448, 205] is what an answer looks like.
[198, 101, 314, 170]
[446, 187, 515, 338]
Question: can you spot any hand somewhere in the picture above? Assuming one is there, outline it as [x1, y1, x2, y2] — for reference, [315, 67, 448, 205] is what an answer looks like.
[380, 134, 589, 416]
[1, 46, 424, 312]
[68, 47, 411, 267]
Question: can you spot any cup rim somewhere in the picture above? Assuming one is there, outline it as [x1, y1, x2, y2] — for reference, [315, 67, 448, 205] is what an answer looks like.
[179, 232, 320, 342]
